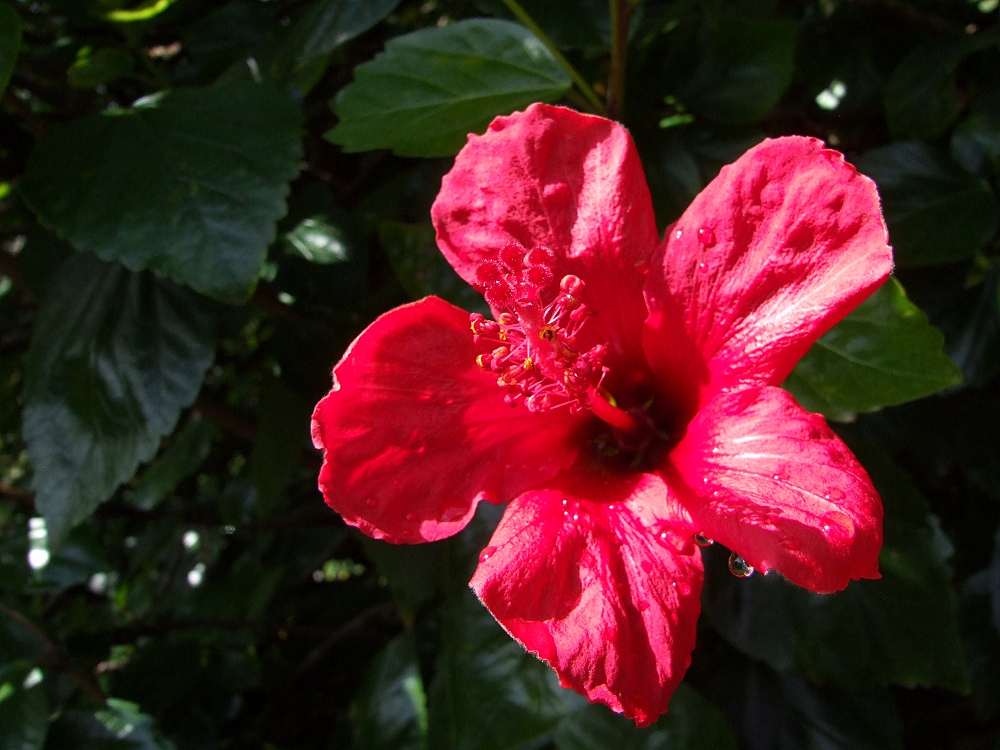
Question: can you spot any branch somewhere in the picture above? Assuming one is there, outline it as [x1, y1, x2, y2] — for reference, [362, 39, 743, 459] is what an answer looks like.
[0, 601, 108, 705]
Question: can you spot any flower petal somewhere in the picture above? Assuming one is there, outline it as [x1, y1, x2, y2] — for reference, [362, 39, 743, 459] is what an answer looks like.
[470, 473, 703, 727]
[432, 103, 659, 376]
[669, 386, 882, 593]
[311, 296, 583, 543]
[644, 136, 893, 396]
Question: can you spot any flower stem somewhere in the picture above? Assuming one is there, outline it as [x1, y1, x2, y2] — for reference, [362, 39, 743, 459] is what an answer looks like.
[500, 0, 607, 115]
[606, 0, 634, 121]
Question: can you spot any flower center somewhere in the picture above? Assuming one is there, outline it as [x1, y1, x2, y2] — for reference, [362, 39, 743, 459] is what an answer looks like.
[469, 242, 623, 419]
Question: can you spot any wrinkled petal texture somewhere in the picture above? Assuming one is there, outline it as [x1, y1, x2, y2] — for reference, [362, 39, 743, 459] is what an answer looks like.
[432, 103, 660, 385]
[644, 137, 893, 399]
[471, 473, 703, 726]
[311, 297, 583, 543]
[669, 386, 882, 593]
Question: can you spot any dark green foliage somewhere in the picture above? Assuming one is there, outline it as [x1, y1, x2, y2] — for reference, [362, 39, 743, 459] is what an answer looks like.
[0, 0, 998, 748]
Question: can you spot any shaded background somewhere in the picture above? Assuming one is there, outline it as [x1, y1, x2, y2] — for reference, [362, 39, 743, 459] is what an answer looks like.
[0, 0, 998, 747]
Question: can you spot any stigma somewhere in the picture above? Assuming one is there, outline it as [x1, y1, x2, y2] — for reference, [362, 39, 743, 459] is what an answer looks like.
[469, 242, 608, 415]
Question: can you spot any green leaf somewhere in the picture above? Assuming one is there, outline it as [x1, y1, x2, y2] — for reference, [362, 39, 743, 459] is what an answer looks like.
[918, 265, 1000, 388]
[427, 591, 585, 750]
[553, 684, 737, 750]
[327, 19, 572, 157]
[474, 0, 610, 52]
[784, 278, 961, 419]
[46, 699, 175, 749]
[856, 142, 999, 267]
[0, 2, 21, 97]
[353, 631, 428, 750]
[22, 254, 216, 544]
[378, 221, 487, 313]
[962, 565, 1000, 720]
[292, 0, 402, 62]
[67, 48, 135, 89]
[737, 664, 903, 750]
[702, 435, 968, 691]
[129, 416, 215, 511]
[359, 536, 443, 623]
[282, 183, 364, 266]
[20, 82, 303, 302]
[668, 16, 798, 124]
[0, 662, 49, 750]
[952, 88, 1000, 176]
[884, 30, 1000, 141]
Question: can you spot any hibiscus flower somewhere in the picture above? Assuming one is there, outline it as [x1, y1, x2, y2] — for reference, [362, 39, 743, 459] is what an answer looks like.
[311, 103, 892, 725]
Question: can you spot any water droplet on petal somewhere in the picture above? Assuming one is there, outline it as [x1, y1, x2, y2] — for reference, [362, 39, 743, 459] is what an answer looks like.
[674, 229, 683, 240]
[821, 511, 855, 540]
[637, 599, 650, 612]
[678, 581, 692, 596]
[772, 469, 789, 482]
[780, 535, 802, 551]
[405, 512, 417, 522]
[401, 529, 413, 538]
[825, 487, 846, 501]
[693, 534, 714, 547]
[439, 507, 466, 522]
[479, 545, 498, 563]
[641, 560, 653, 573]
[365, 498, 378, 508]
[697, 227, 716, 246]
[728, 553, 754, 578]
[668, 610, 679, 624]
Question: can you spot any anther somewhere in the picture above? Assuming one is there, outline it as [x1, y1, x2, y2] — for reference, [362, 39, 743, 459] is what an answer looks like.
[560, 275, 584, 297]
[539, 326, 557, 342]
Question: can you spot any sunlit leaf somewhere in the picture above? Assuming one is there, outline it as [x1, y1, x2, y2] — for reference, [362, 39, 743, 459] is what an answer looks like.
[23, 254, 216, 543]
[785, 278, 962, 419]
[327, 19, 571, 157]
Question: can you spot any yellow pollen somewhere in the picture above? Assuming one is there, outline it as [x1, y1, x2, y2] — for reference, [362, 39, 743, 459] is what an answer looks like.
[522, 357, 534, 369]
[498, 331, 508, 341]
[476, 354, 487, 368]
[539, 326, 556, 342]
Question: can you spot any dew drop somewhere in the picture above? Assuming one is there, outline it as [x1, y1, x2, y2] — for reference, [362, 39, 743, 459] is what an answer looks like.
[821, 511, 855, 540]
[401, 529, 413, 538]
[728, 553, 754, 578]
[779, 535, 802, 551]
[637, 599, 651, 612]
[405, 512, 417, 522]
[697, 226, 716, 246]
[772, 468, 789, 482]
[669, 610, 679, 624]
[641, 560, 653, 573]
[479, 545, 498, 563]
[439, 507, 466, 522]
[693, 533, 714, 547]
[678, 581, 692, 596]
[674, 229, 683, 240]
[825, 487, 846, 501]
[365, 498, 378, 508]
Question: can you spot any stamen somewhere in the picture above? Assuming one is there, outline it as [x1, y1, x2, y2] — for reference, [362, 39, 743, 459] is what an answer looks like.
[469, 242, 610, 416]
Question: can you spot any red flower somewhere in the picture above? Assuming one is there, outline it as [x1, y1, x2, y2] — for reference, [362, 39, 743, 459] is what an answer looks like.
[311, 104, 892, 725]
